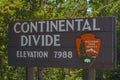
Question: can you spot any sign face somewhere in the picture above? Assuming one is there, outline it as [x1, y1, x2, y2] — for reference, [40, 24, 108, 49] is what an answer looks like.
[76, 33, 101, 68]
[8, 17, 116, 69]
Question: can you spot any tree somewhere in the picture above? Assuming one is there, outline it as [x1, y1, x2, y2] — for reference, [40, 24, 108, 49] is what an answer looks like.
[0, 0, 87, 80]
[0, 0, 120, 80]
[89, 0, 120, 80]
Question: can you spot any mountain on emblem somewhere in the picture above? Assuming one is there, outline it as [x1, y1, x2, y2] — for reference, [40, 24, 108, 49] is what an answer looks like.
[86, 48, 97, 53]
[75, 33, 101, 68]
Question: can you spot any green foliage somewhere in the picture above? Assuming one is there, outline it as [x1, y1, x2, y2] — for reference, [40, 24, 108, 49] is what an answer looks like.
[0, 0, 120, 80]
[43, 68, 84, 80]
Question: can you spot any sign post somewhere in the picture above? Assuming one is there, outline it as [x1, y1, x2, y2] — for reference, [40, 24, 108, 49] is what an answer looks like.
[26, 67, 34, 80]
[8, 17, 116, 70]
[87, 68, 96, 80]
[38, 68, 43, 80]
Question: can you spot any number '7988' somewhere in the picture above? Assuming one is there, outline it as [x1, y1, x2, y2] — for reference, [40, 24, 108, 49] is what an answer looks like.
[54, 51, 73, 59]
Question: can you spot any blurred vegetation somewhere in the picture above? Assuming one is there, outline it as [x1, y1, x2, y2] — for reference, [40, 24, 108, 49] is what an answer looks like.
[0, 0, 120, 80]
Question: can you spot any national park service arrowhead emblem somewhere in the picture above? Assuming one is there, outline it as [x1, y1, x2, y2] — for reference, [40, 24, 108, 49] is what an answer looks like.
[75, 33, 101, 68]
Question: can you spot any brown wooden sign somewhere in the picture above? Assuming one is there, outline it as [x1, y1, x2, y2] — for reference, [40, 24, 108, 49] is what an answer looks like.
[8, 17, 116, 69]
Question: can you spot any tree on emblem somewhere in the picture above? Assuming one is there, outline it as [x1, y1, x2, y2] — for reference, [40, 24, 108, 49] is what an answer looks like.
[80, 40, 86, 55]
